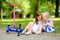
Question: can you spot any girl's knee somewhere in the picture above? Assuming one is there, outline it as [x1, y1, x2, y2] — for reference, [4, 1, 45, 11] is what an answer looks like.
[29, 22, 33, 24]
[28, 22, 33, 26]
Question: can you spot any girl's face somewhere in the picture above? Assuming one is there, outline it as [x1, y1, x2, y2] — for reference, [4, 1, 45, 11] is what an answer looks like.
[43, 12, 50, 21]
[43, 15, 47, 21]
[37, 15, 42, 21]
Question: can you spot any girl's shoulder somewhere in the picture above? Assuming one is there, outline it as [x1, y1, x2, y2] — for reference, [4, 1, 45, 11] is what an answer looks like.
[48, 18, 53, 21]
[47, 18, 53, 23]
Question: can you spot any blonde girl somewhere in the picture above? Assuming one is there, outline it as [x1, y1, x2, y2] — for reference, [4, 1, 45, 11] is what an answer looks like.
[42, 12, 55, 32]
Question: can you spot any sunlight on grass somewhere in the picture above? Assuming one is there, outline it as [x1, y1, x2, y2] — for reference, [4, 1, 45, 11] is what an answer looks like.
[52, 18, 60, 21]
[0, 17, 60, 22]
[2, 18, 34, 21]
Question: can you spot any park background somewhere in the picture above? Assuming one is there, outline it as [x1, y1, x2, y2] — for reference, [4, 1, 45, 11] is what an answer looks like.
[0, 0, 60, 33]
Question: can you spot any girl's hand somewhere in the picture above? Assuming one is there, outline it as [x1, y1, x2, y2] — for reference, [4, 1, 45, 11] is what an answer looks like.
[43, 24, 46, 26]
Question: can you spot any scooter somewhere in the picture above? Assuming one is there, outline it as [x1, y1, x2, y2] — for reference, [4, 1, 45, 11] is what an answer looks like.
[6, 24, 23, 36]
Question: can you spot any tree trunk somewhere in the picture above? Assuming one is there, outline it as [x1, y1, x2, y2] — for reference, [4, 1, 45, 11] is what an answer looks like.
[0, 1, 3, 21]
[0, 7, 1, 18]
[55, 0, 59, 17]
[33, 0, 39, 18]
[1, 7, 3, 21]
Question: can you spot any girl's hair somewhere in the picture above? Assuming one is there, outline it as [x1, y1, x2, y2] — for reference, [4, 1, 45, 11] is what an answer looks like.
[43, 12, 51, 19]
[35, 11, 42, 24]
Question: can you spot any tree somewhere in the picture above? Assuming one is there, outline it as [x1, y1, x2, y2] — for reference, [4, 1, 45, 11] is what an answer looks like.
[34, 0, 39, 17]
[55, 0, 59, 17]
[0, 0, 4, 21]
[30, 0, 39, 17]
[0, 0, 8, 21]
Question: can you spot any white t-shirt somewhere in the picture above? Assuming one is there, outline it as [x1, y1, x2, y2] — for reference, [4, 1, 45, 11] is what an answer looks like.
[31, 21, 43, 33]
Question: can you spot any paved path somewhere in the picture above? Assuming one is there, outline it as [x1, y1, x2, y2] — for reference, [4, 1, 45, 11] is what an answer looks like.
[0, 29, 60, 40]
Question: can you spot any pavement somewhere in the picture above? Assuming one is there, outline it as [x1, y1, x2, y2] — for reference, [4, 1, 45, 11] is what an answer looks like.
[0, 29, 60, 40]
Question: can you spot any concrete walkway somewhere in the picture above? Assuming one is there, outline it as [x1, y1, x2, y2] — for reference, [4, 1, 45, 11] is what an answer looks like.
[0, 29, 60, 40]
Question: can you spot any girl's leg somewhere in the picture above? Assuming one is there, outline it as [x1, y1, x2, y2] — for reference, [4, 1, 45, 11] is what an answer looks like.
[22, 22, 33, 33]
[36, 25, 43, 34]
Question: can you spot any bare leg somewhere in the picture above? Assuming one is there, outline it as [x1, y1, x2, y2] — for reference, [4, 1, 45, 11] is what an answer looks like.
[22, 22, 33, 33]
[35, 24, 46, 34]
[36, 25, 43, 34]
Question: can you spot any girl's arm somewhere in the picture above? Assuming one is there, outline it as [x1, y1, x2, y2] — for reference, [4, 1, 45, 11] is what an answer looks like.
[46, 19, 53, 27]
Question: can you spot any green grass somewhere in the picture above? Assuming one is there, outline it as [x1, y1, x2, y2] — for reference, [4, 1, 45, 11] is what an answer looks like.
[0, 18, 60, 34]
[0, 18, 33, 29]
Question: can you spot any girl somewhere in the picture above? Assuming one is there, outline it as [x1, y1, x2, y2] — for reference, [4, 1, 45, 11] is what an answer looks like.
[42, 12, 55, 32]
[22, 12, 43, 34]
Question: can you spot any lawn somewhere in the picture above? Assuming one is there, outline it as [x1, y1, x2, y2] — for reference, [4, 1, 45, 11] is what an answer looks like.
[0, 18, 60, 34]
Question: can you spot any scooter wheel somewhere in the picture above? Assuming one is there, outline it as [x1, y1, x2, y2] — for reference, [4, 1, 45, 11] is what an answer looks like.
[6, 30, 9, 33]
